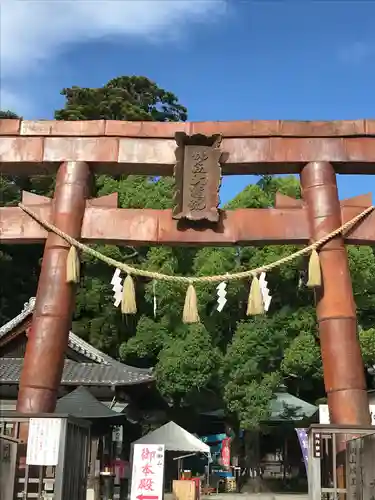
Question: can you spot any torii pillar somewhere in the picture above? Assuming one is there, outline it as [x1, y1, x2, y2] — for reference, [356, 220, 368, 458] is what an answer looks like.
[17, 161, 90, 413]
[301, 161, 370, 425]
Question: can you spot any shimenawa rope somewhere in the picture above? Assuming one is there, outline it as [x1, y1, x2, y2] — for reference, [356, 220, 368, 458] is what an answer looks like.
[18, 203, 374, 284]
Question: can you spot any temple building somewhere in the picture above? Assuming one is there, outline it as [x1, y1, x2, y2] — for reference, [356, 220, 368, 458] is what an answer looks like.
[0, 298, 172, 498]
[0, 297, 166, 422]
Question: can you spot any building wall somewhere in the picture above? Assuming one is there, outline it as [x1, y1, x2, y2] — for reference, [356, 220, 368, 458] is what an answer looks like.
[0, 336, 27, 357]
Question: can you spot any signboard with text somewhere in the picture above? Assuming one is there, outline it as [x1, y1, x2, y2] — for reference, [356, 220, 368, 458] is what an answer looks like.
[26, 418, 62, 466]
[346, 439, 361, 500]
[131, 444, 165, 500]
[112, 425, 123, 443]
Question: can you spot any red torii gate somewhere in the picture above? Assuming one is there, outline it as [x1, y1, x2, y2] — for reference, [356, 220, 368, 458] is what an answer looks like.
[0, 118, 374, 425]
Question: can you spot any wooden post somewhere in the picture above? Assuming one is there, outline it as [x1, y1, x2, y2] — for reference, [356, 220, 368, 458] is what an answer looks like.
[17, 161, 90, 413]
[300, 161, 370, 425]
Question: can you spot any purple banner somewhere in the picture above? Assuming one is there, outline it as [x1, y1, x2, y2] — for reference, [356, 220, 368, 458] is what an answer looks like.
[295, 428, 308, 474]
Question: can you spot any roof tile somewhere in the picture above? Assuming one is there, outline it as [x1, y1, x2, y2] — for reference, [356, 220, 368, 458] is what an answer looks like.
[0, 358, 153, 386]
[0, 298, 153, 380]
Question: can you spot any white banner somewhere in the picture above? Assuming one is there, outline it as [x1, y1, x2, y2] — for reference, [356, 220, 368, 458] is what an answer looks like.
[319, 405, 375, 425]
[26, 418, 62, 466]
[130, 444, 165, 500]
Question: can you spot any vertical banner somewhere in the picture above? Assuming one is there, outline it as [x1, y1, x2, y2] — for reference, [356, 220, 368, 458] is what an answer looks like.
[221, 437, 231, 468]
[295, 428, 308, 474]
[130, 444, 165, 500]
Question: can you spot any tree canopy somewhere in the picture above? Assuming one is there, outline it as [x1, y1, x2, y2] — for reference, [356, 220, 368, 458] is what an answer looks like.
[1, 76, 374, 431]
[0, 110, 21, 119]
[55, 76, 187, 122]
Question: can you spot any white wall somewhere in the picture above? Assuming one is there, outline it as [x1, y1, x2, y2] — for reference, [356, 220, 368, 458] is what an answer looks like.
[319, 404, 375, 425]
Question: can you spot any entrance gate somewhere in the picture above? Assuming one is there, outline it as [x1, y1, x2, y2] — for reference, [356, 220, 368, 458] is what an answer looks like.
[0, 118, 375, 425]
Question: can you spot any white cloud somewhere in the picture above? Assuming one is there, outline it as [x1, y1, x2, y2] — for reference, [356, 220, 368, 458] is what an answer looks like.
[0, 0, 226, 115]
[337, 41, 374, 64]
[0, 0, 227, 77]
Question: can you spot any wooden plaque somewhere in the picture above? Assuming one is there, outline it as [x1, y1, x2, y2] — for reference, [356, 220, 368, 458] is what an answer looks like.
[173, 132, 222, 222]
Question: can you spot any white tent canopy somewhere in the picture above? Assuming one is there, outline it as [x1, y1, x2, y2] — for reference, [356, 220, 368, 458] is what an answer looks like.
[132, 421, 210, 454]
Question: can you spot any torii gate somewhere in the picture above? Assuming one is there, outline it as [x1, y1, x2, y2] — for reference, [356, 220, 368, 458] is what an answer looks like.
[0, 118, 374, 426]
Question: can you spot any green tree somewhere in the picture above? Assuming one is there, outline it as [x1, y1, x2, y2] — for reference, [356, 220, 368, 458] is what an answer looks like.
[0, 110, 21, 119]
[117, 175, 313, 422]
[222, 317, 282, 430]
[0, 111, 45, 323]
[359, 327, 375, 365]
[55, 76, 187, 122]
[54, 77, 225, 409]
[52, 76, 188, 358]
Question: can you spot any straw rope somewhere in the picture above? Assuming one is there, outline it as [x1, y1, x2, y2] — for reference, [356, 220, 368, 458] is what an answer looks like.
[18, 203, 374, 284]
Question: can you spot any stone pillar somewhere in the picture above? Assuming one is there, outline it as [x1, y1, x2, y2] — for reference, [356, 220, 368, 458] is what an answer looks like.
[17, 161, 90, 413]
[300, 161, 370, 425]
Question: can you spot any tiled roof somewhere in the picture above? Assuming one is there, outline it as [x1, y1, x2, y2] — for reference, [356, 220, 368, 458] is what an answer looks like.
[0, 297, 153, 379]
[269, 389, 318, 421]
[0, 358, 153, 386]
[0, 299, 35, 337]
[55, 386, 126, 419]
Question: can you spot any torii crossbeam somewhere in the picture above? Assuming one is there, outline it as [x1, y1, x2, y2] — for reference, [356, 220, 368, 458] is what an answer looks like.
[0, 118, 374, 426]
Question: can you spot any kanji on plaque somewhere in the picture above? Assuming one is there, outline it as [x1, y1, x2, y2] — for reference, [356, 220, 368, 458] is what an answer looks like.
[131, 444, 165, 500]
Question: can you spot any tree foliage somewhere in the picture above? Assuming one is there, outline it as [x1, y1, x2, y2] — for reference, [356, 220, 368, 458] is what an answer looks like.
[1, 76, 375, 431]
[0, 110, 21, 119]
[55, 76, 187, 122]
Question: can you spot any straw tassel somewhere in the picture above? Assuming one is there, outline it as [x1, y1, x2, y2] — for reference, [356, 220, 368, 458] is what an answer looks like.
[246, 275, 264, 316]
[183, 283, 200, 324]
[307, 249, 322, 288]
[121, 274, 137, 314]
[66, 245, 80, 284]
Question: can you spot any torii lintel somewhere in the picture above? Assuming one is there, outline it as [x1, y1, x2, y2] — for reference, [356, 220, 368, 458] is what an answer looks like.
[1, 191, 373, 246]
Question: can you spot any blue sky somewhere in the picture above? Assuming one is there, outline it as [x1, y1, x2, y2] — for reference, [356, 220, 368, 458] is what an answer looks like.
[1, 0, 374, 204]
